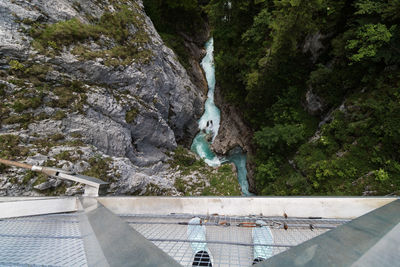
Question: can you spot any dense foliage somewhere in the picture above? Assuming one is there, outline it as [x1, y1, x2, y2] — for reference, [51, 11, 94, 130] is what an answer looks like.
[143, 0, 208, 68]
[206, 0, 400, 195]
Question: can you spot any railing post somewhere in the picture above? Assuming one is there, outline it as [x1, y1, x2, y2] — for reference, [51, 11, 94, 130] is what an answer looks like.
[0, 158, 109, 196]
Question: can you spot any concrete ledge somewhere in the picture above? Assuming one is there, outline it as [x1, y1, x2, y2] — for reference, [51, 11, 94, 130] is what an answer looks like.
[0, 197, 397, 219]
[0, 197, 78, 219]
[0, 197, 62, 202]
[97, 197, 398, 219]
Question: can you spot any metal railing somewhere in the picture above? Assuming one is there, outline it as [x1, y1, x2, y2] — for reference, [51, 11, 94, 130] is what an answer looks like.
[0, 158, 108, 197]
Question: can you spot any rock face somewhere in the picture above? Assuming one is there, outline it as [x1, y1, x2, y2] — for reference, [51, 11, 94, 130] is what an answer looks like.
[302, 32, 324, 63]
[304, 89, 325, 116]
[212, 86, 257, 193]
[179, 30, 209, 96]
[0, 0, 206, 196]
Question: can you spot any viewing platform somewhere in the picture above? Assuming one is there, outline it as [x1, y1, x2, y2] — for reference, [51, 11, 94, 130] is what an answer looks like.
[0, 196, 398, 266]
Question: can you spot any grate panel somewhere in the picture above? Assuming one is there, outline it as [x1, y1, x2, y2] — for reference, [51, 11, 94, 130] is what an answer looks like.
[0, 214, 87, 267]
[124, 214, 348, 267]
[0, 220, 81, 238]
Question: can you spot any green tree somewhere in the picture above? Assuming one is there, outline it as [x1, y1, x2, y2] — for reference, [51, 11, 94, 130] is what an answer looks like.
[254, 124, 306, 152]
[346, 23, 393, 62]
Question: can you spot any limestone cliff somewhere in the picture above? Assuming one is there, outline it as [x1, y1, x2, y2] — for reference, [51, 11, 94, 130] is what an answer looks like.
[0, 0, 210, 196]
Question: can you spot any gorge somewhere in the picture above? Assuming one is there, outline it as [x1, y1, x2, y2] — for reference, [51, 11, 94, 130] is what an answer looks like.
[190, 38, 251, 196]
[1, 0, 399, 197]
[0, 0, 246, 197]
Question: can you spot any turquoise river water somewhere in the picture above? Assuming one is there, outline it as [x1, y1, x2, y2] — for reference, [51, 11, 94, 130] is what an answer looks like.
[190, 38, 251, 196]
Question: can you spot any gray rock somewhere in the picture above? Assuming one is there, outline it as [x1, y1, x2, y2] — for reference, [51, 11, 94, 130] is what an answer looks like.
[28, 120, 63, 136]
[0, 0, 35, 63]
[34, 181, 52, 191]
[0, 0, 206, 196]
[25, 154, 49, 166]
[305, 89, 325, 116]
[65, 185, 84, 195]
[302, 32, 324, 63]
[212, 85, 256, 193]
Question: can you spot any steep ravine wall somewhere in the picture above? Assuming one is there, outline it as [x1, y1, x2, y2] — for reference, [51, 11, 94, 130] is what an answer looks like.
[0, 0, 247, 197]
[213, 86, 257, 193]
[0, 0, 209, 196]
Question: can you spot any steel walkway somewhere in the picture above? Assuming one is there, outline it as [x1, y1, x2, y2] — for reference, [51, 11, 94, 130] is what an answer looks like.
[0, 197, 398, 266]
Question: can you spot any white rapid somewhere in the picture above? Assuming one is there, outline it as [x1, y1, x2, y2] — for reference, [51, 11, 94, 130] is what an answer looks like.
[191, 38, 221, 167]
[198, 38, 220, 141]
[191, 38, 251, 195]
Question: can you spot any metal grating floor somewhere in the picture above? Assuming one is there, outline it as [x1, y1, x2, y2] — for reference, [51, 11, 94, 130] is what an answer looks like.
[0, 212, 349, 267]
[0, 213, 88, 267]
[122, 214, 350, 267]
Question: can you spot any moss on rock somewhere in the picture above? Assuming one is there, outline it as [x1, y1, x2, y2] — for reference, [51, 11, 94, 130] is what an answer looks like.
[125, 107, 139, 123]
[30, 4, 153, 65]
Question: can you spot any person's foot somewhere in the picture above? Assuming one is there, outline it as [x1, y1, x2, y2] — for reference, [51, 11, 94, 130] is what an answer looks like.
[187, 217, 212, 266]
[193, 250, 212, 266]
[252, 220, 274, 264]
[252, 257, 266, 265]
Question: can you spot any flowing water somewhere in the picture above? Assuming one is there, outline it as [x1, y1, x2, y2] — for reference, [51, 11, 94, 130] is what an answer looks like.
[227, 148, 251, 196]
[190, 38, 251, 195]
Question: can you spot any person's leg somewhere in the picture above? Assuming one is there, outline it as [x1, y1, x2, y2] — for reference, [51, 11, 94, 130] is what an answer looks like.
[187, 217, 212, 266]
[252, 220, 274, 265]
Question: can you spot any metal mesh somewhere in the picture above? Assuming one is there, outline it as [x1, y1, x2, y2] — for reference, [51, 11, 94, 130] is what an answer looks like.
[0, 213, 87, 267]
[0, 209, 349, 266]
[122, 214, 349, 267]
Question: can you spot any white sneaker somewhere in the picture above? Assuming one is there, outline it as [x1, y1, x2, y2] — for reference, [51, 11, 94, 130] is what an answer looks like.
[252, 220, 274, 264]
[187, 217, 212, 266]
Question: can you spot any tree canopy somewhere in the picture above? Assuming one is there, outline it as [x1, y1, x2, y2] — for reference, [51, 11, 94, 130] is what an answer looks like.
[207, 0, 400, 196]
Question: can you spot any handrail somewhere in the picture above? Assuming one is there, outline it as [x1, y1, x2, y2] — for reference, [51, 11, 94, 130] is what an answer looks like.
[0, 158, 108, 197]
